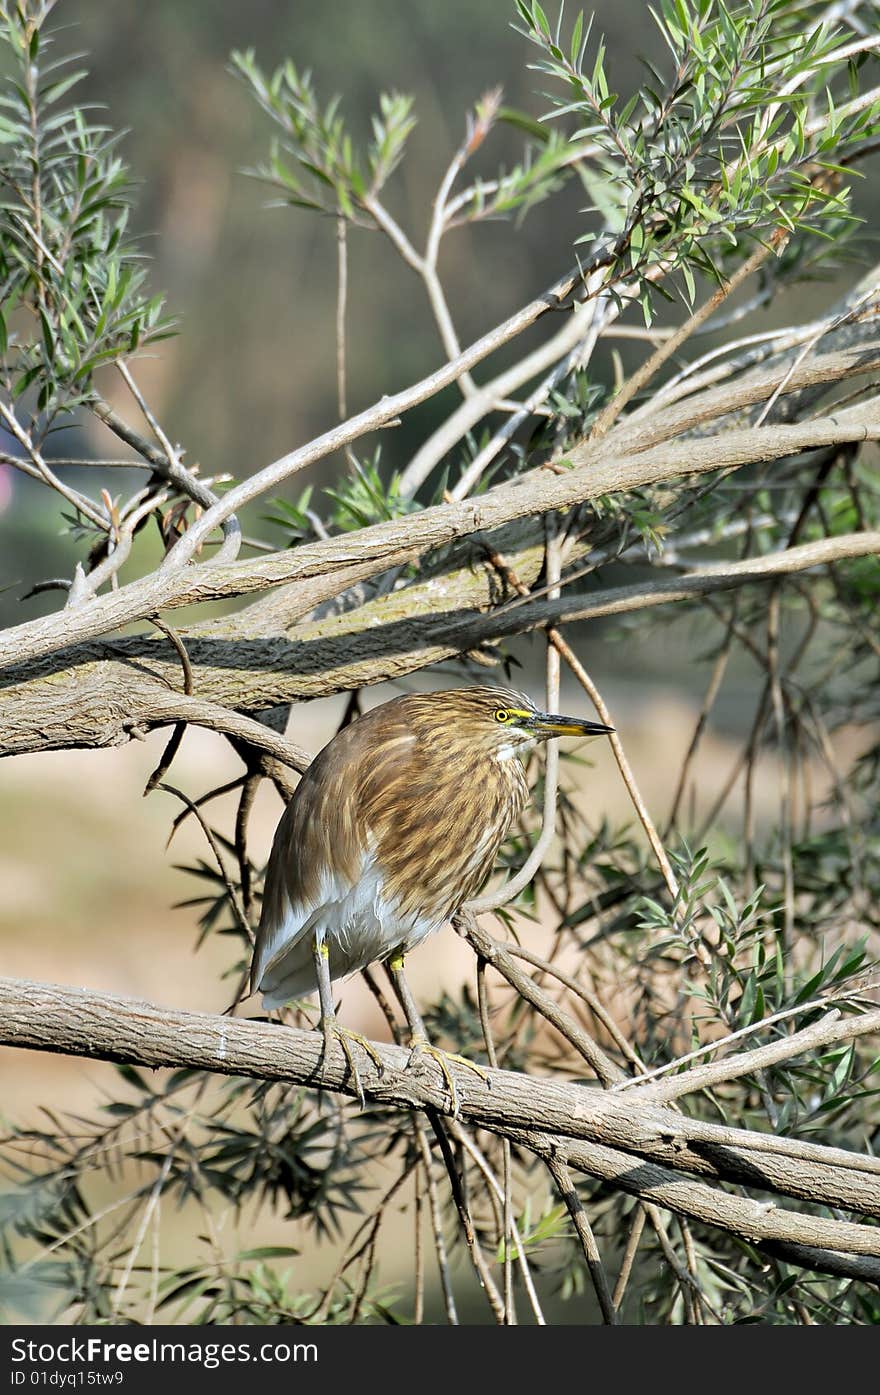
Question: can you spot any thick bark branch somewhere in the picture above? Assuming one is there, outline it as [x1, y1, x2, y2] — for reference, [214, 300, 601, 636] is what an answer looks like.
[522, 1131, 880, 1272]
[2, 386, 877, 673]
[2, 976, 879, 1260]
[2, 526, 878, 760]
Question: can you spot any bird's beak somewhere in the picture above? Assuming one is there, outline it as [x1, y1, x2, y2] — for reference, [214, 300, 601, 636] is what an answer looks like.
[527, 711, 615, 739]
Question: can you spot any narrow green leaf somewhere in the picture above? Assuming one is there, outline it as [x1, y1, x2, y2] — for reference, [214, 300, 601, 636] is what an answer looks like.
[570, 11, 583, 66]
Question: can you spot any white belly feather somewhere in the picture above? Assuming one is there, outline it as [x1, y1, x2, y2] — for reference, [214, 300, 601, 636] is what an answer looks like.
[256, 856, 441, 1009]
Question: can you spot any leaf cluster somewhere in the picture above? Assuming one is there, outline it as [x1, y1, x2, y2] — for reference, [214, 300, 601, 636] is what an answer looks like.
[0, 8, 172, 423]
[515, 0, 880, 320]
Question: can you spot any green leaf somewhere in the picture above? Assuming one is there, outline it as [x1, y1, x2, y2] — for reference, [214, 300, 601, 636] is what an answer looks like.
[40, 71, 87, 105]
[114, 1063, 149, 1091]
[237, 1246, 300, 1260]
[37, 307, 54, 358]
[570, 11, 583, 66]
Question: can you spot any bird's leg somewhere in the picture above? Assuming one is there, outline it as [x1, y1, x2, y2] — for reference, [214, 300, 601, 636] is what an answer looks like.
[312, 937, 384, 1107]
[386, 954, 490, 1119]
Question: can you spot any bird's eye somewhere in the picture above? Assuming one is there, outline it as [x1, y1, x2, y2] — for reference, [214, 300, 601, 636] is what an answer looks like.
[494, 708, 509, 723]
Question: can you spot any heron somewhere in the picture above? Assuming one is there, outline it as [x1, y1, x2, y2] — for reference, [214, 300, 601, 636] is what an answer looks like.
[251, 685, 613, 1103]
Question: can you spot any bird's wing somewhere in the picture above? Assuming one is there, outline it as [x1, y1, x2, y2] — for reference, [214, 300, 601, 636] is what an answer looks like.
[251, 702, 436, 1006]
[251, 710, 417, 1000]
[251, 789, 368, 996]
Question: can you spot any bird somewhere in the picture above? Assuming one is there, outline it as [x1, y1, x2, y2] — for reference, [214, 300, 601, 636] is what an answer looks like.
[251, 685, 613, 1104]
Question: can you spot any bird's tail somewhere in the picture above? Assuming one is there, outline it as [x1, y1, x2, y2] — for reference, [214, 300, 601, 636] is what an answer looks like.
[258, 932, 386, 1010]
[259, 948, 320, 1009]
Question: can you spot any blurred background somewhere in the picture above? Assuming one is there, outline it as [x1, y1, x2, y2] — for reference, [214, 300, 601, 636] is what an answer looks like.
[1, 0, 876, 1321]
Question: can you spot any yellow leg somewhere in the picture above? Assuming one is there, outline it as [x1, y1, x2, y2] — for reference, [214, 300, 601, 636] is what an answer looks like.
[386, 954, 490, 1118]
[313, 938, 384, 1107]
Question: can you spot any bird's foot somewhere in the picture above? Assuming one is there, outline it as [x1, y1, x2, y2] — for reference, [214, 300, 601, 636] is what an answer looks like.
[320, 1020, 385, 1108]
[407, 1036, 490, 1119]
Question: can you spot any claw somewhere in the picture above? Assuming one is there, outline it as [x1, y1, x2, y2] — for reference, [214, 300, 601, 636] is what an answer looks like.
[407, 1035, 490, 1118]
[319, 1020, 385, 1108]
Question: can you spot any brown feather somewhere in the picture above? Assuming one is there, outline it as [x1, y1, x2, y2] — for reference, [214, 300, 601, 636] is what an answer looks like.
[252, 687, 536, 1001]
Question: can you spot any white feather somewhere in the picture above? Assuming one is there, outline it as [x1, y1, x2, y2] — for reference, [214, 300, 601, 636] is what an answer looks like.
[256, 855, 439, 1008]
[496, 736, 535, 762]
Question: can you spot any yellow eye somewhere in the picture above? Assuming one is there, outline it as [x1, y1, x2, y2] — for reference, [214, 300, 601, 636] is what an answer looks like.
[494, 708, 509, 723]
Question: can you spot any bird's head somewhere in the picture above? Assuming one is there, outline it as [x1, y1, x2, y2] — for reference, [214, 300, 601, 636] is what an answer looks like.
[408, 686, 614, 759]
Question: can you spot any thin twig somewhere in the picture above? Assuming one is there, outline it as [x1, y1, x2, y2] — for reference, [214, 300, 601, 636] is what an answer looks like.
[591, 233, 784, 441]
[548, 633, 685, 912]
[161, 259, 586, 566]
[477, 958, 515, 1324]
[500, 941, 644, 1072]
[467, 521, 562, 911]
[157, 783, 252, 944]
[114, 363, 242, 567]
[414, 1166, 425, 1325]
[455, 909, 624, 1084]
[665, 600, 737, 833]
[448, 1119, 547, 1326]
[611, 1206, 646, 1312]
[545, 1153, 617, 1324]
[143, 615, 194, 795]
[414, 1118, 458, 1325]
[336, 216, 349, 422]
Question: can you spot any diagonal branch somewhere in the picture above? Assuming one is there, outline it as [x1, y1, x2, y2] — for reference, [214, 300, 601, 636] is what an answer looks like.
[2, 975, 879, 1250]
[3, 392, 879, 672]
[2, 527, 878, 761]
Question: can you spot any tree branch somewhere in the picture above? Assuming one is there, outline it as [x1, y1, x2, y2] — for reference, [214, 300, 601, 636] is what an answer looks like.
[2, 528, 878, 760]
[3, 389, 878, 673]
[2, 975, 879, 1254]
